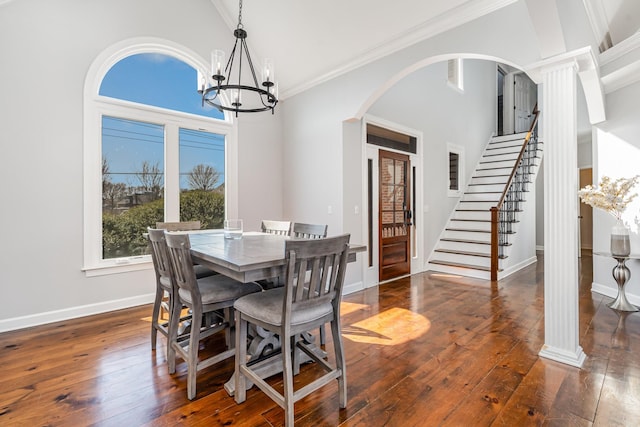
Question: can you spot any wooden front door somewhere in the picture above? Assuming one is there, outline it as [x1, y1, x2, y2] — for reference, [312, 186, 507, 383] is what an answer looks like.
[379, 150, 411, 281]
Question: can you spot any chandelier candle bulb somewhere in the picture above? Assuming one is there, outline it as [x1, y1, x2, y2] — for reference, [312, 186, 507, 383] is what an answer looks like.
[212, 50, 225, 79]
[262, 58, 274, 86]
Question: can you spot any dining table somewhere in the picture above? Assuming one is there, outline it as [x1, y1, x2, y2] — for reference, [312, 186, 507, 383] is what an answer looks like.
[185, 230, 366, 396]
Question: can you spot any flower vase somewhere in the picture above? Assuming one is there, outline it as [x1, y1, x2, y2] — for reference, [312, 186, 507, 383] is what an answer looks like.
[611, 220, 630, 257]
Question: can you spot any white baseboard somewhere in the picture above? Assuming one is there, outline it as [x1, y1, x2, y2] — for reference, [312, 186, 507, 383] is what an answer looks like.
[591, 281, 640, 306]
[343, 280, 364, 295]
[0, 293, 156, 333]
[536, 245, 544, 252]
[499, 256, 538, 280]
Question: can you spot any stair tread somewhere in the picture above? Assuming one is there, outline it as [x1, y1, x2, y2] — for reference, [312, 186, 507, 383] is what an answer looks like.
[451, 219, 491, 223]
[483, 151, 522, 157]
[469, 182, 508, 186]
[446, 228, 490, 233]
[435, 248, 490, 258]
[429, 260, 496, 272]
[472, 174, 510, 178]
[441, 237, 512, 247]
[441, 238, 490, 245]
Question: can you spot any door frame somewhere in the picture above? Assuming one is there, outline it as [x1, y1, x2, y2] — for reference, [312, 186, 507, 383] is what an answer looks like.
[362, 114, 424, 288]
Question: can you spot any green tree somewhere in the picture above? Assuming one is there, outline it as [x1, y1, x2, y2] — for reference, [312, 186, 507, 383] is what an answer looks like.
[180, 190, 225, 229]
[103, 198, 164, 258]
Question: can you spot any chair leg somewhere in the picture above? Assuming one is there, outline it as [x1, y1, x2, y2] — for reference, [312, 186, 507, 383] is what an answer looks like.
[319, 325, 326, 346]
[292, 334, 300, 376]
[150, 286, 164, 350]
[186, 305, 203, 400]
[167, 295, 182, 374]
[331, 317, 347, 408]
[282, 331, 295, 427]
[224, 307, 235, 349]
[234, 310, 247, 404]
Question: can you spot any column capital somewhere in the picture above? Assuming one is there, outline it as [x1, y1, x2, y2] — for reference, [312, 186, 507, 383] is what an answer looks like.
[526, 46, 606, 124]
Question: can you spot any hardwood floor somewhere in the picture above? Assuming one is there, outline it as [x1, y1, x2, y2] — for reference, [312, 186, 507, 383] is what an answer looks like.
[2, 252, 639, 426]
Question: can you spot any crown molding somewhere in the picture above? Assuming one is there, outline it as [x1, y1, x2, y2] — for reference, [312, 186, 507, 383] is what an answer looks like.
[281, 0, 518, 99]
[599, 31, 640, 66]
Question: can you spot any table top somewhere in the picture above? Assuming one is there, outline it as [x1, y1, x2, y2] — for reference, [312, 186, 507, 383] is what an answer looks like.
[187, 231, 366, 283]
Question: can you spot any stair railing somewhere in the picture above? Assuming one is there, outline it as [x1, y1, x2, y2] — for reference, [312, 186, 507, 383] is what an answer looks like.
[490, 106, 540, 281]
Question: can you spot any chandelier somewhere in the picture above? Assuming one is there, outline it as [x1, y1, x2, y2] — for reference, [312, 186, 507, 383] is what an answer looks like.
[198, 0, 278, 116]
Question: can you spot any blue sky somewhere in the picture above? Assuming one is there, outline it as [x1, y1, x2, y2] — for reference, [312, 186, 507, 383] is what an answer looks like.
[100, 53, 225, 189]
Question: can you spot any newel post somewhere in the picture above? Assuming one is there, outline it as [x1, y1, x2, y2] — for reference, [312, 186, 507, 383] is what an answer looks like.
[490, 207, 498, 281]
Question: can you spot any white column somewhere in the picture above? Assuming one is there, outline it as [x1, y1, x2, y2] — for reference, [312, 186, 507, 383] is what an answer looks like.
[538, 61, 586, 367]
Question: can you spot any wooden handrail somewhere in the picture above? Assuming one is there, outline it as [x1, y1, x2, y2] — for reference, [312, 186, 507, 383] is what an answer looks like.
[490, 105, 540, 281]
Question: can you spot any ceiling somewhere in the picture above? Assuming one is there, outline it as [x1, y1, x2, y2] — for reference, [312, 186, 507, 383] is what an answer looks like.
[211, 0, 640, 99]
[211, 0, 517, 98]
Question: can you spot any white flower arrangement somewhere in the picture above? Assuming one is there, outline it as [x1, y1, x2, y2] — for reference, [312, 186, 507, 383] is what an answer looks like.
[578, 175, 640, 220]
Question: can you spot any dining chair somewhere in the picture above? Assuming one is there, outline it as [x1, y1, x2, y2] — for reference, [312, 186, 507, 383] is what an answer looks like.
[148, 227, 218, 354]
[260, 220, 292, 236]
[233, 234, 351, 426]
[147, 228, 180, 353]
[164, 232, 262, 400]
[156, 221, 216, 279]
[291, 222, 330, 345]
[291, 222, 328, 239]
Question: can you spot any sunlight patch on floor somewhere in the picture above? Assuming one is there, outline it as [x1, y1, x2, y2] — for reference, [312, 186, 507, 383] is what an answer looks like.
[340, 301, 371, 316]
[342, 307, 430, 345]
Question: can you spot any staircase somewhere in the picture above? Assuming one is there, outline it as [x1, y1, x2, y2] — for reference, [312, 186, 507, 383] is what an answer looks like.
[428, 129, 542, 280]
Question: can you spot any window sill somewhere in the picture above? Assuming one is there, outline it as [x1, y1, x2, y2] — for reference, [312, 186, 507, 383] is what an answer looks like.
[83, 256, 153, 277]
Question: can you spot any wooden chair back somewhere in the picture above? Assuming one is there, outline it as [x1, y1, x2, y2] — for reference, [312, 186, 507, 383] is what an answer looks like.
[156, 221, 201, 231]
[164, 233, 201, 304]
[261, 220, 291, 236]
[147, 228, 173, 290]
[283, 234, 350, 318]
[291, 222, 328, 239]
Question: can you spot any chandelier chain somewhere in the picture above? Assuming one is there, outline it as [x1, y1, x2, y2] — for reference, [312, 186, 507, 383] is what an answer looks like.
[237, 0, 243, 29]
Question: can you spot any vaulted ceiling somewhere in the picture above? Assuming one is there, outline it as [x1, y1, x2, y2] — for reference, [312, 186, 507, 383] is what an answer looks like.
[211, 0, 640, 98]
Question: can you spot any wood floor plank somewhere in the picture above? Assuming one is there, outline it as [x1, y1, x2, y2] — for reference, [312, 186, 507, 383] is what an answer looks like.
[1, 253, 640, 426]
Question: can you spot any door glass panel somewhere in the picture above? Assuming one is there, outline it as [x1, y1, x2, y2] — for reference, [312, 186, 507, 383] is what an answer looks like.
[395, 162, 404, 184]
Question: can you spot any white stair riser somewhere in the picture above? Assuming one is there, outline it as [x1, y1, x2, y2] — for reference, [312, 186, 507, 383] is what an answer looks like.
[490, 133, 529, 143]
[474, 168, 512, 177]
[466, 184, 506, 193]
[432, 252, 491, 267]
[427, 263, 492, 280]
[443, 229, 491, 240]
[458, 201, 495, 210]
[485, 144, 525, 155]
[478, 160, 518, 169]
[470, 176, 509, 185]
[452, 210, 491, 221]
[462, 193, 500, 202]
[482, 153, 521, 163]
[438, 241, 491, 254]
[448, 221, 491, 232]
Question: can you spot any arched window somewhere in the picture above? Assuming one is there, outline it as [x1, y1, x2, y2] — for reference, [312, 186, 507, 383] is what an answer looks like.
[84, 46, 236, 275]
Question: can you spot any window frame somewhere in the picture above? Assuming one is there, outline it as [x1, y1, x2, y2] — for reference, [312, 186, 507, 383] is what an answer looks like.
[83, 40, 237, 276]
[447, 142, 464, 198]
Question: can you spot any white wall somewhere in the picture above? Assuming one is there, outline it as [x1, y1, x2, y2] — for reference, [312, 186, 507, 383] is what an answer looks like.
[281, 1, 542, 285]
[0, 0, 283, 331]
[591, 80, 640, 304]
[365, 59, 498, 265]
